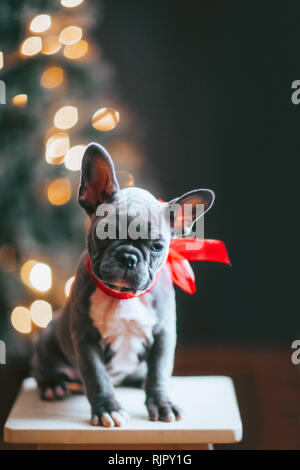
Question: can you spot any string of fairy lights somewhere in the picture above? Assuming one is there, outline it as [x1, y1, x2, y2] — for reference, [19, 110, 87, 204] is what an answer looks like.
[0, 0, 135, 335]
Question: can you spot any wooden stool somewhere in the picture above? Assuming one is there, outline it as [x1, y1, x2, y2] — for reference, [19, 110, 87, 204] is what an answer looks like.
[4, 376, 242, 450]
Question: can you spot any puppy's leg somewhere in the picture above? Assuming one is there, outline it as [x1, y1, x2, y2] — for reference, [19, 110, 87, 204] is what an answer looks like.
[145, 328, 183, 422]
[32, 319, 76, 400]
[74, 338, 128, 427]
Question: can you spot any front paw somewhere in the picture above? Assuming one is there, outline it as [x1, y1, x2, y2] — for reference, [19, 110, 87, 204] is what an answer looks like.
[91, 397, 129, 427]
[146, 393, 183, 422]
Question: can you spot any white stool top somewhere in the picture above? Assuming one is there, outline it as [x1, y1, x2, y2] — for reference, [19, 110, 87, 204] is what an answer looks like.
[4, 376, 242, 445]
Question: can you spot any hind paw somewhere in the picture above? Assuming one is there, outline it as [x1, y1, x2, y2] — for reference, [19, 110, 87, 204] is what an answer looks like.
[39, 383, 71, 401]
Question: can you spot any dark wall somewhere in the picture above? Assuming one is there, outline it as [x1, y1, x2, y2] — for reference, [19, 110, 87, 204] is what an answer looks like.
[99, 0, 298, 344]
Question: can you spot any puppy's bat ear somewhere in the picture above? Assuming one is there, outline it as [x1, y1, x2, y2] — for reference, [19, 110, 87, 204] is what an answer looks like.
[78, 142, 119, 215]
[167, 189, 215, 237]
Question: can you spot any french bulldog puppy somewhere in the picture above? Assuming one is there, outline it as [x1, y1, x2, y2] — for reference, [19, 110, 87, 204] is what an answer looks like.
[32, 142, 214, 427]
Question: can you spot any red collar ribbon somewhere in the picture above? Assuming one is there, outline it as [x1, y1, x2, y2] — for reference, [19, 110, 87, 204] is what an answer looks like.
[86, 238, 230, 299]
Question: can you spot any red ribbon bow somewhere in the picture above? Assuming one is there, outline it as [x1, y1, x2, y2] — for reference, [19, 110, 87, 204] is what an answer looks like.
[167, 238, 230, 294]
[86, 238, 230, 299]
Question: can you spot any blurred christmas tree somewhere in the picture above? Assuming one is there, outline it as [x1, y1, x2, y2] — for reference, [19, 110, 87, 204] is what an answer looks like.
[0, 0, 143, 361]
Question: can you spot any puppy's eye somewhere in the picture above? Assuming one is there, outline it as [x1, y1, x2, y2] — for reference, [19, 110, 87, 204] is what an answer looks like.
[152, 242, 164, 252]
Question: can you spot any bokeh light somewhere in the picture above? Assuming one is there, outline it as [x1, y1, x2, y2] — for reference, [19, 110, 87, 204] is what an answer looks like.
[117, 170, 135, 188]
[105, 141, 143, 170]
[41, 36, 61, 55]
[12, 94, 28, 107]
[47, 178, 71, 205]
[63, 40, 88, 60]
[59, 26, 82, 46]
[41, 67, 64, 88]
[44, 126, 60, 143]
[45, 132, 69, 164]
[29, 262, 52, 292]
[20, 36, 42, 56]
[0, 52, 3, 69]
[92, 107, 120, 131]
[64, 144, 85, 171]
[54, 105, 78, 129]
[65, 276, 75, 297]
[61, 0, 84, 7]
[30, 300, 52, 328]
[20, 260, 38, 287]
[11, 306, 31, 334]
[29, 14, 51, 33]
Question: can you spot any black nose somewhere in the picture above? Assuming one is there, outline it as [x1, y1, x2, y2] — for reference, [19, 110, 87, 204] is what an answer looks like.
[120, 253, 138, 269]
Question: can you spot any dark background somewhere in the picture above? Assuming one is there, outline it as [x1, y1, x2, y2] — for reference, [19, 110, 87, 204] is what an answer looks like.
[99, 0, 297, 345]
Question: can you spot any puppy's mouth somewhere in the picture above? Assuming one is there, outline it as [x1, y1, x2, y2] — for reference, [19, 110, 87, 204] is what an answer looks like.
[96, 258, 153, 294]
[103, 279, 135, 293]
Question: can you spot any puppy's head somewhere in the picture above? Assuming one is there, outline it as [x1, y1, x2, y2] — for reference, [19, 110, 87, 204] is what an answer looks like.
[78, 142, 214, 294]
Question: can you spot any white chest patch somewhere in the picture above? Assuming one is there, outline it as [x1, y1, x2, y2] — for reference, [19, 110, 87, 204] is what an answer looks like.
[89, 288, 157, 385]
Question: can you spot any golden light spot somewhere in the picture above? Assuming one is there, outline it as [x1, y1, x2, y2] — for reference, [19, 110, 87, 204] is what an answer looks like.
[20, 36, 42, 57]
[30, 300, 52, 328]
[20, 260, 38, 287]
[12, 94, 28, 107]
[0, 52, 4, 69]
[44, 126, 62, 143]
[59, 26, 82, 46]
[54, 105, 78, 130]
[65, 276, 75, 297]
[117, 170, 135, 188]
[63, 40, 88, 60]
[47, 178, 71, 206]
[45, 132, 69, 164]
[11, 306, 31, 334]
[41, 36, 61, 55]
[29, 263, 52, 292]
[41, 66, 64, 88]
[61, 0, 84, 7]
[64, 144, 85, 171]
[92, 107, 120, 131]
[29, 14, 51, 33]
[105, 141, 143, 170]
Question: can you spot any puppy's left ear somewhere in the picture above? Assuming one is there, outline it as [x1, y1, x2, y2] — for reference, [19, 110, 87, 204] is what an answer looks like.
[78, 142, 119, 215]
[167, 189, 215, 237]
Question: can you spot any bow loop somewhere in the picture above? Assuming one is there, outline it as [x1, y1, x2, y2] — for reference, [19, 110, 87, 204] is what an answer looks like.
[166, 238, 230, 294]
